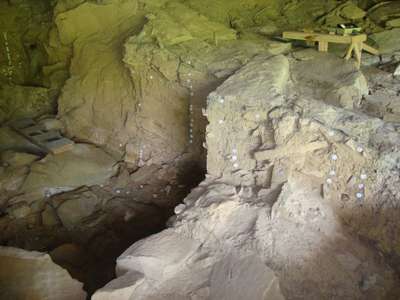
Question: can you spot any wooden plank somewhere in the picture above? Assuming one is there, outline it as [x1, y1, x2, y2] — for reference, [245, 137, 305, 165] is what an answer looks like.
[318, 41, 328, 52]
[20, 125, 47, 137]
[10, 119, 74, 155]
[33, 130, 62, 143]
[344, 43, 355, 60]
[362, 43, 379, 55]
[46, 138, 74, 154]
[283, 31, 367, 44]
[10, 118, 36, 130]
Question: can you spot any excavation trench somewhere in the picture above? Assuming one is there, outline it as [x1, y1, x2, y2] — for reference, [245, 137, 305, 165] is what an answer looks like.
[2, 155, 206, 295]
[0, 61, 224, 295]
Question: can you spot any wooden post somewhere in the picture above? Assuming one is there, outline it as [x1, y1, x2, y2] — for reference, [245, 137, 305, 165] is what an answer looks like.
[304, 29, 315, 47]
[354, 42, 362, 69]
[318, 41, 328, 52]
[344, 42, 354, 60]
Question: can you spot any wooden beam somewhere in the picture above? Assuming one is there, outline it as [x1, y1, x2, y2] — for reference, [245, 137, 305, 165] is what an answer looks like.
[354, 42, 362, 69]
[283, 31, 367, 44]
[362, 43, 379, 55]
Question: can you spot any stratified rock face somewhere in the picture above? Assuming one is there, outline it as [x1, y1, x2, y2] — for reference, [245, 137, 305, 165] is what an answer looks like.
[53, 0, 399, 169]
[56, 0, 142, 151]
[56, 0, 290, 166]
[94, 52, 400, 299]
[206, 52, 400, 275]
[0, 246, 86, 300]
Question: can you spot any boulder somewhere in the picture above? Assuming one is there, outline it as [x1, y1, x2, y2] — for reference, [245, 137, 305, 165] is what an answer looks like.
[0, 246, 86, 300]
[20, 144, 117, 201]
[94, 228, 284, 300]
[0, 150, 39, 167]
[50, 243, 86, 268]
[370, 29, 400, 54]
[340, 2, 366, 20]
[57, 189, 102, 229]
[290, 50, 368, 110]
[386, 18, 400, 28]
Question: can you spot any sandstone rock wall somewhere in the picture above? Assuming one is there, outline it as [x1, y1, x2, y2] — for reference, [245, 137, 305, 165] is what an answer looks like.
[206, 52, 400, 274]
[54, 0, 291, 167]
[93, 52, 400, 299]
